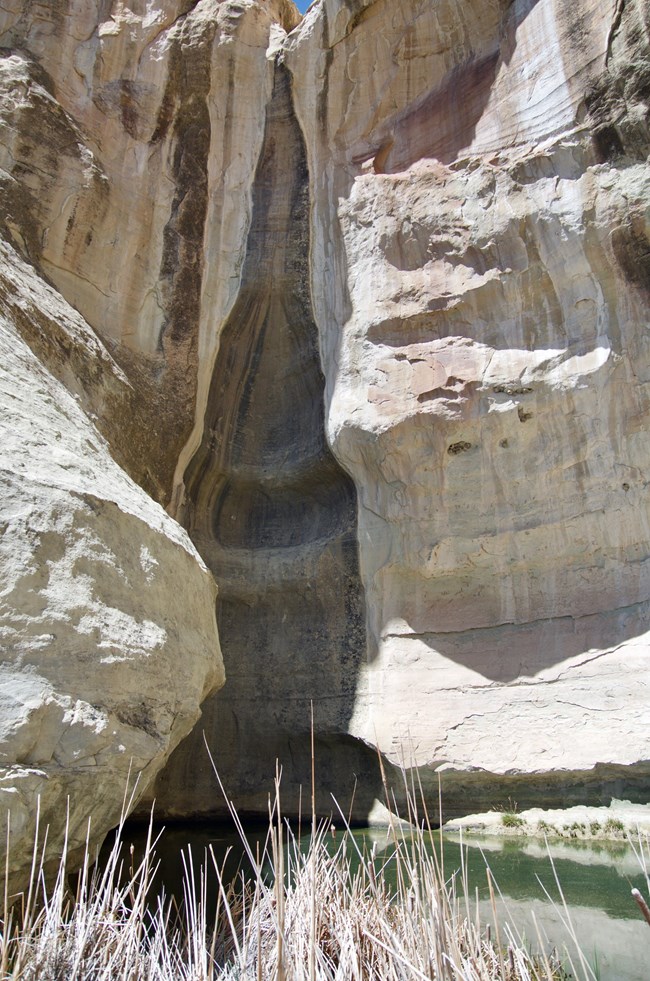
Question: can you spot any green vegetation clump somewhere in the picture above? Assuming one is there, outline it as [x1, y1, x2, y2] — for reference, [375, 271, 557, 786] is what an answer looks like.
[604, 817, 625, 835]
[567, 821, 586, 838]
[532, 816, 636, 841]
[501, 812, 524, 828]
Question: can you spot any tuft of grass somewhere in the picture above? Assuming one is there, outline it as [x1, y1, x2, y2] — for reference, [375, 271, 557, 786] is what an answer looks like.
[567, 822, 586, 839]
[603, 817, 625, 835]
[589, 821, 601, 836]
[501, 813, 524, 829]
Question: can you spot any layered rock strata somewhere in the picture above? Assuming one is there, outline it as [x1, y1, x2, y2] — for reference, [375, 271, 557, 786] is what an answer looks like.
[148, 62, 366, 818]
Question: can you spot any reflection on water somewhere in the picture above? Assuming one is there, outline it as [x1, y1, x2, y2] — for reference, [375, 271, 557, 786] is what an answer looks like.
[440, 833, 645, 918]
[109, 823, 650, 981]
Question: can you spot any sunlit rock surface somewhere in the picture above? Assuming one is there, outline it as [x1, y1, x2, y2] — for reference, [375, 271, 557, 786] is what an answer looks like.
[0, 0, 300, 504]
[0, 0, 649, 833]
[284, 0, 650, 812]
[0, 240, 223, 895]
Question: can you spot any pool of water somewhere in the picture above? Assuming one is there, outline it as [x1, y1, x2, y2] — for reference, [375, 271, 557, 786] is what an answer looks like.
[435, 832, 650, 981]
[111, 822, 650, 980]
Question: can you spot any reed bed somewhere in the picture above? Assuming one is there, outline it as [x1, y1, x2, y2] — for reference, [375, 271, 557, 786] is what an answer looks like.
[1, 781, 609, 981]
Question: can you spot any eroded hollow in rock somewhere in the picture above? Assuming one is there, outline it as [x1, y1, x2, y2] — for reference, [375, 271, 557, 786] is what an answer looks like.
[146, 65, 367, 820]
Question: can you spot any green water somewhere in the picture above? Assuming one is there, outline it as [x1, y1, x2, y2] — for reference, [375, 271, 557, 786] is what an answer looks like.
[114, 823, 650, 980]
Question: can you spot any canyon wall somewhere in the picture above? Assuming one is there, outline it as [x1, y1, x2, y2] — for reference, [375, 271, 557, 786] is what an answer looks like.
[0, 0, 242, 890]
[0, 0, 649, 841]
[285, 0, 650, 813]
[149, 61, 367, 817]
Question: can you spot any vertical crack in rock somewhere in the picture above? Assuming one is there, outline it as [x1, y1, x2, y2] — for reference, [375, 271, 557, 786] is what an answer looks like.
[148, 63, 368, 819]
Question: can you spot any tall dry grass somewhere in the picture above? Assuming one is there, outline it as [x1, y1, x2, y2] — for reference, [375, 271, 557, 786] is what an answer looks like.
[1, 763, 639, 980]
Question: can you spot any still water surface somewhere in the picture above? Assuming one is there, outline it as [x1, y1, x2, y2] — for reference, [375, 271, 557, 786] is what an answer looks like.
[115, 822, 650, 981]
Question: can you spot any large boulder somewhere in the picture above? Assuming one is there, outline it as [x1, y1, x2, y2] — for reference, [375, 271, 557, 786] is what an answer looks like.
[0, 239, 223, 895]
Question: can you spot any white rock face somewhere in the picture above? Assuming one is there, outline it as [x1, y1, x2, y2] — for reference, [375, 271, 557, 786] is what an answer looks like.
[285, 0, 650, 811]
[0, 240, 223, 894]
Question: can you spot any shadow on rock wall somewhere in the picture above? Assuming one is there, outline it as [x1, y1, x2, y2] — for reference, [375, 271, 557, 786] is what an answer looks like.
[145, 66, 374, 821]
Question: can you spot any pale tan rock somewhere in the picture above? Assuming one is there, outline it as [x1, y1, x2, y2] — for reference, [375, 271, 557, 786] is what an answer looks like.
[0, 0, 308, 836]
[0, 0, 299, 505]
[445, 799, 650, 840]
[0, 238, 223, 895]
[285, 0, 650, 814]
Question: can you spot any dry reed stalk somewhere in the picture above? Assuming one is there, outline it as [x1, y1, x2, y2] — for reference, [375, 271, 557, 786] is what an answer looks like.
[631, 887, 650, 927]
[310, 702, 317, 981]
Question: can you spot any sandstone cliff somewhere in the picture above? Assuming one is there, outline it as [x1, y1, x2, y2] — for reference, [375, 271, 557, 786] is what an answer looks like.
[283, 0, 650, 813]
[1, 0, 649, 836]
[0, 1, 229, 892]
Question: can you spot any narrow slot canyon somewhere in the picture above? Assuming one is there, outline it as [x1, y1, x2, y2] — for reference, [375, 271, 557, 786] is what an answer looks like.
[145, 64, 369, 819]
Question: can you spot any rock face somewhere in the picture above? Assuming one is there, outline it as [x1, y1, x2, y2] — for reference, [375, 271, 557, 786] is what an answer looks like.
[149, 61, 366, 817]
[285, 0, 650, 813]
[1, 0, 649, 833]
[0, 2, 233, 892]
[0, 239, 223, 894]
[0, 0, 300, 504]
